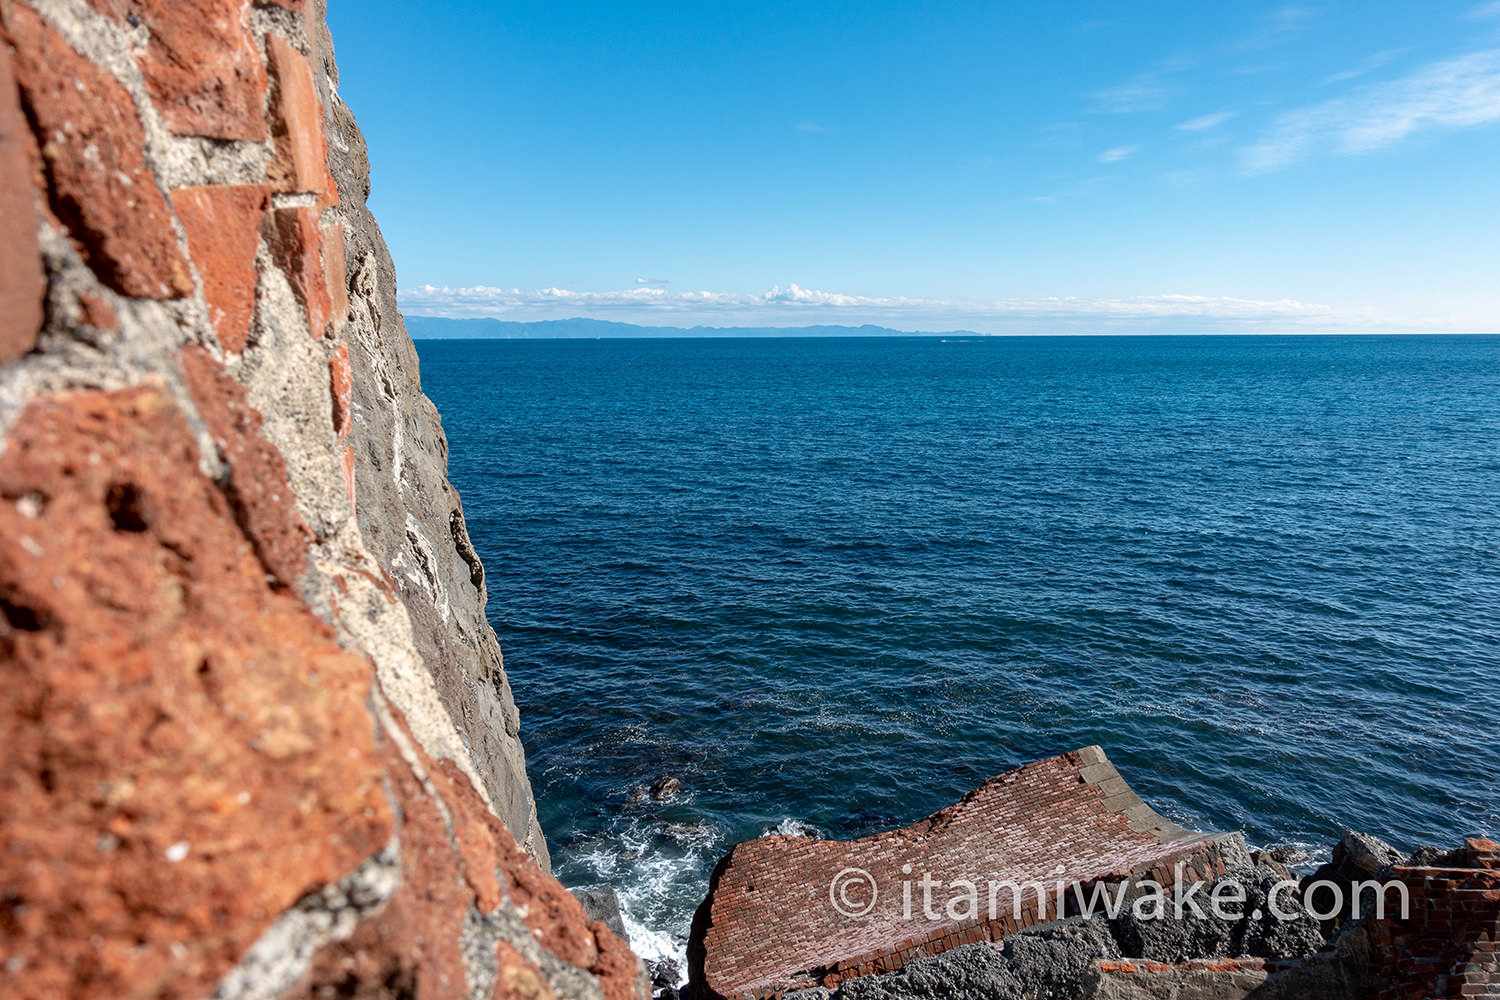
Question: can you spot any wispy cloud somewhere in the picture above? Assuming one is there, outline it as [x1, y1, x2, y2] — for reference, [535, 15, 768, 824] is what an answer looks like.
[1323, 49, 1402, 85]
[398, 283, 1412, 333]
[1175, 110, 1238, 131]
[1088, 55, 1198, 114]
[1268, 6, 1315, 34]
[1470, 1, 1500, 19]
[1090, 75, 1173, 114]
[1232, 5, 1315, 52]
[1098, 145, 1140, 163]
[1241, 47, 1500, 172]
[795, 121, 829, 133]
[635, 277, 669, 286]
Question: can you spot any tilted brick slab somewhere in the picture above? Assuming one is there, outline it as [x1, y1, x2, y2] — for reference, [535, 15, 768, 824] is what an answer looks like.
[688, 747, 1231, 1000]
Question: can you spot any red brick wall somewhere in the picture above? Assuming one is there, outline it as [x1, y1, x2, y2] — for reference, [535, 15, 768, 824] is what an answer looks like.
[0, 3, 645, 998]
[1368, 838, 1500, 1000]
[688, 747, 1232, 1000]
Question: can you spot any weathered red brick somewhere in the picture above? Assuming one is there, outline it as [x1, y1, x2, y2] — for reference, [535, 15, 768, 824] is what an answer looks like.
[290, 706, 642, 1000]
[2, 5, 191, 299]
[339, 443, 356, 509]
[330, 339, 353, 439]
[88, 0, 268, 140]
[285, 712, 469, 1000]
[0, 37, 43, 363]
[264, 205, 334, 337]
[323, 219, 348, 332]
[77, 293, 118, 331]
[0, 384, 392, 1000]
[171, 184, 270, 354]
[179, 346, 313, 588]
[265, 33, 337, 205]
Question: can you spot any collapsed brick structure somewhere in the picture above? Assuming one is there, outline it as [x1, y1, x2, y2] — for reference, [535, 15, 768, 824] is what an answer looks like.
[687, 747, 1243, 999]
[1368, 838, 1500, 999]
[1084, 837, 1500, 1000]
[688, 746, 1499, 1000]
[0, 2, 645, 997]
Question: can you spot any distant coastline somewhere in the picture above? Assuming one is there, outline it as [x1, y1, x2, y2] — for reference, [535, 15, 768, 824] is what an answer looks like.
[403, 316, 1496, 340]
[403, 316, 984, 340]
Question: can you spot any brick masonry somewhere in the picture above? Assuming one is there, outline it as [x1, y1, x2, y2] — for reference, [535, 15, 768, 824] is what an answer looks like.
[688, 747, 1235, 1000]
[0, 1, 644, 998]
[1091, 836, 1500, 1000]
[1368, 838, 1500, 999]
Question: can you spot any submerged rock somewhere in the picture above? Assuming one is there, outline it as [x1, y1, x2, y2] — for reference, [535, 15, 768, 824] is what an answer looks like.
[652, 775, 684, 801]
[649, 957, 682, 987]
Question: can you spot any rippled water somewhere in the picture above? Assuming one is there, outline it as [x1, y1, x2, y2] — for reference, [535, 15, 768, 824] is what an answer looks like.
[416, 334, 1500, 971]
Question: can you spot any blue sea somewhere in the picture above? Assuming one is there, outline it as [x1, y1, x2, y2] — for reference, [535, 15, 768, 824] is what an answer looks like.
[415, 334, 1500, 970]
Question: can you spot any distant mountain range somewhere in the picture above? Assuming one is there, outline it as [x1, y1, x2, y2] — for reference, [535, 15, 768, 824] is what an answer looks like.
[402, 316, 983, 340]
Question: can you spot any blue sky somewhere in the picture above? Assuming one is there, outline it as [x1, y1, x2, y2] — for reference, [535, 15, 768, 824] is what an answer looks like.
[328, 2, 1500, 333]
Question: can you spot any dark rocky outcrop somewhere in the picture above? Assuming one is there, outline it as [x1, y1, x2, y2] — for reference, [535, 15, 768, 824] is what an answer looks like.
[1300, 831, 1408, 938]
[1114, 865, 1326, 963]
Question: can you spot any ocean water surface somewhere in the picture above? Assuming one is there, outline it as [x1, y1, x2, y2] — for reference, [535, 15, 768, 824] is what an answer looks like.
[415, 334, 1500, 970]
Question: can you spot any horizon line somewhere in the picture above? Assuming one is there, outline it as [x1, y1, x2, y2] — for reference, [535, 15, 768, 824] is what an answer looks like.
[403, 316, 1498, 339]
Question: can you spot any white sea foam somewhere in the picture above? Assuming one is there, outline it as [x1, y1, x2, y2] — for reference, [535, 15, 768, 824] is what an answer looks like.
[561, 820, 723, 988]
[764, 817, 823, 838]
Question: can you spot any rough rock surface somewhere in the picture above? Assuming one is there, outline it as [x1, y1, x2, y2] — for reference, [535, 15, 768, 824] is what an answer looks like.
[835, 917, 1121, 1000]
[0, 1, 639, 997]
[1114, 865, 1326, 963]
[1301, 830, 1408, 938]
[317, 18, 548, 863]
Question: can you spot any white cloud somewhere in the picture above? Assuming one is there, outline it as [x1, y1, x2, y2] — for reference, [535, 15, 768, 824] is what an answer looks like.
[635, 277, 669, 286]
[1098, 145, 1140, 163]
[1322, 49, 1403, 85]
[1470, 1, 1500, 19]
[1090, 77, 1172, 114]
[1089, 56, 1196, 114]
[1232, 5, 1315, 52]
[1175, 110, 1238, 131]
[1241, 47, 1500, 172]
[795, 121, 829, 133]
[397, 283, 1417, 333]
